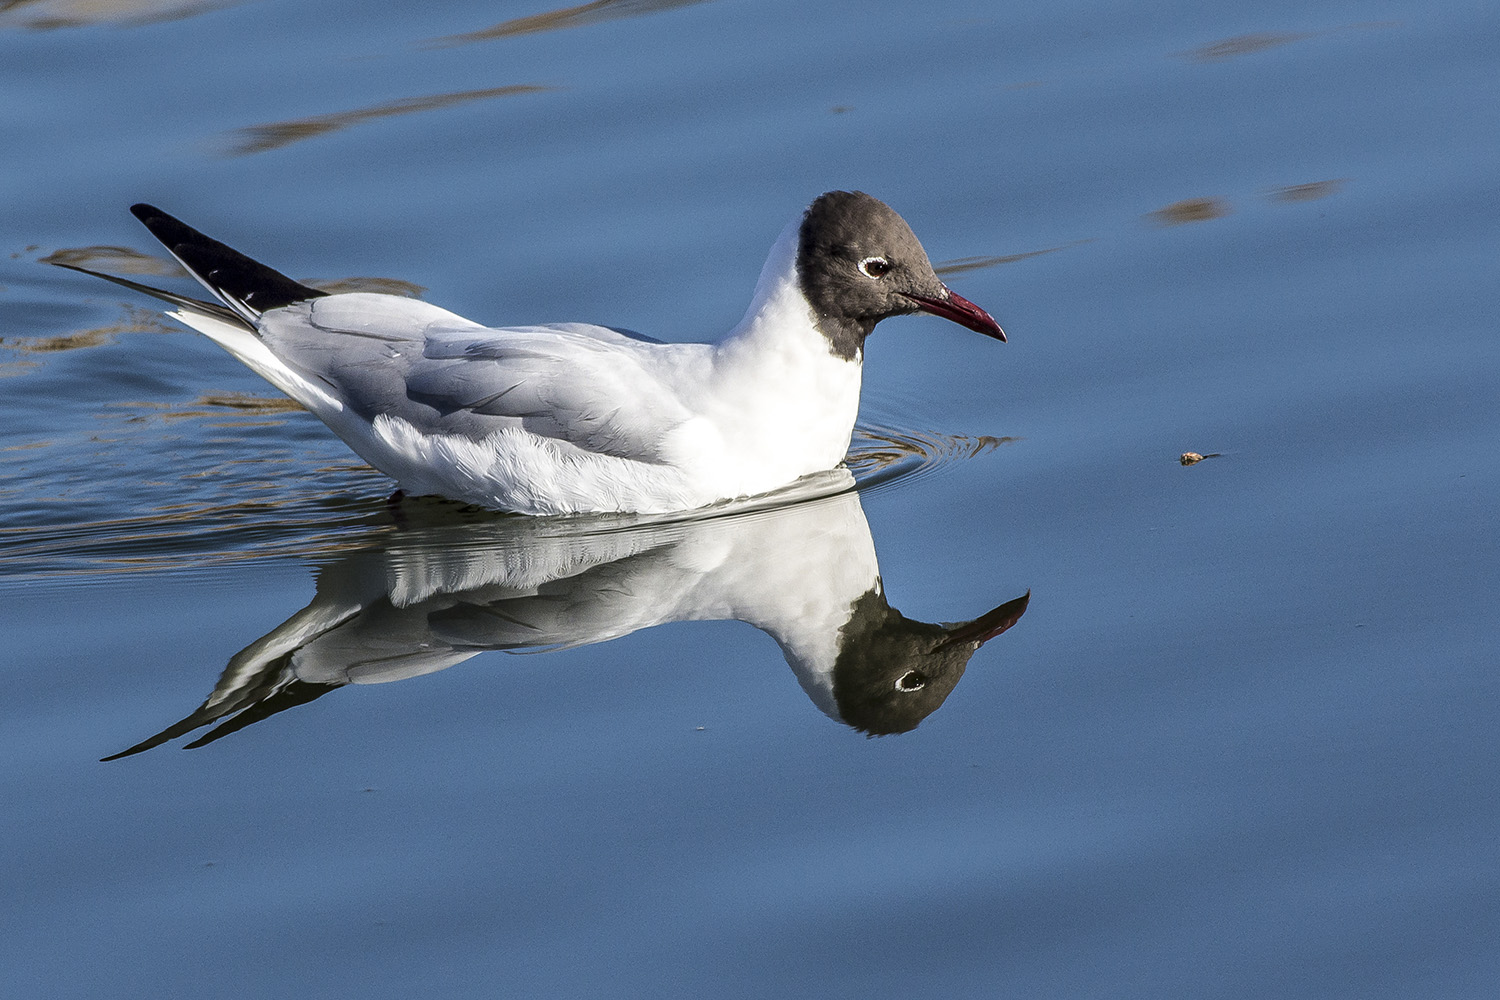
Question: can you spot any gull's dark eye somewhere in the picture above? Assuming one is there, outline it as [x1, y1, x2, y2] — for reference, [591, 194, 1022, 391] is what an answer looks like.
[895, 670, 926, 692]
[859, 256, 891, 279]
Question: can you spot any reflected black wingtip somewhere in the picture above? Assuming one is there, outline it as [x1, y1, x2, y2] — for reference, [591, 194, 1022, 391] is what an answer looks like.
[100, 680, 337, 761]
[100, 732, 177, 762]
[181, 681, 335, 750]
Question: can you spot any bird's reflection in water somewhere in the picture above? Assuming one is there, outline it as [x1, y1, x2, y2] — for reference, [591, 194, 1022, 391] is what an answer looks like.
[106, 473, 1028, 758]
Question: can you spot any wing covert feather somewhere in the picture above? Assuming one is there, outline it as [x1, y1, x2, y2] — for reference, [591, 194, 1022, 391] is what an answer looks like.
[255, 294, 705, 460]
[410, 327, 706, 460]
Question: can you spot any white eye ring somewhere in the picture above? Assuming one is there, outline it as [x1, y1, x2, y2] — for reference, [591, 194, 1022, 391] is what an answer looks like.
[859, 256, 891, 279]
[895, 670, 926, 692]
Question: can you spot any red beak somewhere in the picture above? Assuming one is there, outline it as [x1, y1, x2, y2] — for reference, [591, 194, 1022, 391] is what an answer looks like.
[901, 286, 1006, 342]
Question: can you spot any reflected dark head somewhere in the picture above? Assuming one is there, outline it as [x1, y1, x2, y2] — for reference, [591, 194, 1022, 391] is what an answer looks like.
[831, 588, 1030, 736]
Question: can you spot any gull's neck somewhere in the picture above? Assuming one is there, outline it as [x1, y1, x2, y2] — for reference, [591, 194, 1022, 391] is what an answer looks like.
[688, 215, 864, 496]
[718, 216, 859, 361]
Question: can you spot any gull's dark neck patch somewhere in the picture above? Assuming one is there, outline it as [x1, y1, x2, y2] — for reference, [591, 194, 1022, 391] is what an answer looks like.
[797, 194, 876, 361]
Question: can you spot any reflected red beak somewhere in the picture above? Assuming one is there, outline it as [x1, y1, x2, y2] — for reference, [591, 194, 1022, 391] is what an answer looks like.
[901, 286, 1006, 342]
[936, 591, 1030, 650]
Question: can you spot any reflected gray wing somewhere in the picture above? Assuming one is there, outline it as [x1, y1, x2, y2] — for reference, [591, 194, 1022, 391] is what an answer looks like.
[257, 293, 703, 458]
[428, 543, 706, 653]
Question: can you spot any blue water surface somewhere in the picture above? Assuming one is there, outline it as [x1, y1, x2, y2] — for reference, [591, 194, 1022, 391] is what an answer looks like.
[2, 0, 1498, 997]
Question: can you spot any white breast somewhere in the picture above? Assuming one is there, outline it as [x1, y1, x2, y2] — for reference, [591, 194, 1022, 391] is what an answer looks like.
[662, 218, 864, 503]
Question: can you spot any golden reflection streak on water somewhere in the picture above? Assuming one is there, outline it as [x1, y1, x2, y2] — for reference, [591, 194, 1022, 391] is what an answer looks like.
[1184, 31, 1313, 62]
[0, 0, 238, 30]
[0, 306, 173, 355]
[307, 276, 427, 298]
[426, 0, 712, 48]
[192, 392, 304, 413]
[935, 240, 1094, 278]
[40, 245, 185, 277]
[1267, 178, 1349, 203]
[97, 393, 305, 426]
[164, 413, 288, 426]
[222, 85, 553, 157]
[1141, 180, 1347, 228]
[1146, 197, 1232, 227]
[1180, 21, 1398, 63]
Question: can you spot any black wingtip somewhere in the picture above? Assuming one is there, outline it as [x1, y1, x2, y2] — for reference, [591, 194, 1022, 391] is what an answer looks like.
[129, 203, 177, 240]
[128, 203, 326, 318]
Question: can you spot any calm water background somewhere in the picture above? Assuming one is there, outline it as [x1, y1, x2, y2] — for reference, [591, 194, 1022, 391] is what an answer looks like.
[3, 0, 1498, 996]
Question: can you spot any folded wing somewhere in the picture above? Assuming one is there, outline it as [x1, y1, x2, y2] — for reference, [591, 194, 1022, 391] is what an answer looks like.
[258, 295, 705, 461]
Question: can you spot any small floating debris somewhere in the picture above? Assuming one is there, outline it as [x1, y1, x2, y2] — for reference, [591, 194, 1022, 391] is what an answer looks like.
[1180, 451, 1223, 466]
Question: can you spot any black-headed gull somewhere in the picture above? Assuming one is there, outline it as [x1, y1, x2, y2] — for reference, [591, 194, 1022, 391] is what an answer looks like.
[61, 192, 1005, 514]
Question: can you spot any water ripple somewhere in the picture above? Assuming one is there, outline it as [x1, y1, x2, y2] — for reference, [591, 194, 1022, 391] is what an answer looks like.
[1, 415, 1011, 581]
[848, 423, 1016, 494]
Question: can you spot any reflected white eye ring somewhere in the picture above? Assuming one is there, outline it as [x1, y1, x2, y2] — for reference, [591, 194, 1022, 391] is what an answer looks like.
[859, 256, 891, 279]
[895, 670, 926, 692]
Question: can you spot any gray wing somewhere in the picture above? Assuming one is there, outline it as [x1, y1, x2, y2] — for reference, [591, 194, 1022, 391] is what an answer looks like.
[256, 293, 703, 458]
[408, 324, 707, 460]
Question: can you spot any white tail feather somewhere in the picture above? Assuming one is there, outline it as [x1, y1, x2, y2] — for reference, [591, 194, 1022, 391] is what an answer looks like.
[169, 309, 343, 414]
